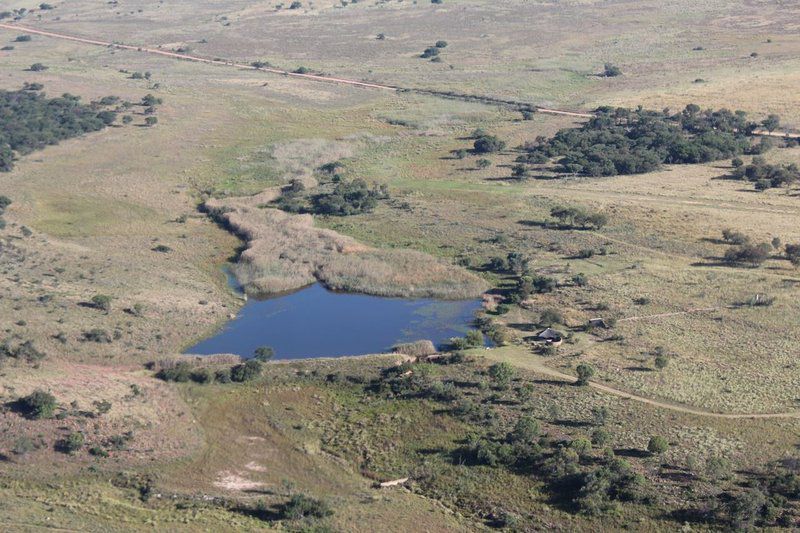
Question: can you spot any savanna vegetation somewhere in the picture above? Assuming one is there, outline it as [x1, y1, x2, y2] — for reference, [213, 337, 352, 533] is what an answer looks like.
[516, 105, 777, 177]
[0, 87, 119, 171]
[2, 0, 800, 530]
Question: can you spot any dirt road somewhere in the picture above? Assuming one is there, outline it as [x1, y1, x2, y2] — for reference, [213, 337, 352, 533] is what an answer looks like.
[0, 22, 596, 119]
[481, 346, 800, 419]
[6, 21, 799, 138]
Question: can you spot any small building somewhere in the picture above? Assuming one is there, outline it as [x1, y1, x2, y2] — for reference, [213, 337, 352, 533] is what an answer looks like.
[535, 327, 563, 347]
[588, 318, 608, 329]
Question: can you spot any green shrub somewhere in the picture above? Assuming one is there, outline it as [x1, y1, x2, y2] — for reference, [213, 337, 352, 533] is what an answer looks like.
[280, 494, 333, 520]
[723, 242, 771, 267]
[551, 205, 608, 229]
[591, 428, 610, 446]
[473, 135, 506, 154]
[58, 431, 85, 454]
[576, 363, 595, 385]
[12, 436, 37, 455]
[191, 367, 214, 384]
[253, 346, 275, 361]
[93, 399, 112, 414]
[89, 446, 109, 457]
[420, 47, 440, 58]
[310, 179, 388, 216]
[603, 63, 622, 77]
[18, 390, 57, 419]
[488, 361, 514, 388]
[647, 435, 669, 455]
[214, 367, 232, 383]
[156, 362, 192, 382]
[509, 416, 540, 444]
[82, 329, 112, 343]
[91, 294, 112, 312]
[231, 359, 263, 382]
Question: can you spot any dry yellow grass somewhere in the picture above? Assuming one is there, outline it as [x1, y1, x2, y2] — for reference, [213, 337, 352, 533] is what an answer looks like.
[206, 188, 487, 298]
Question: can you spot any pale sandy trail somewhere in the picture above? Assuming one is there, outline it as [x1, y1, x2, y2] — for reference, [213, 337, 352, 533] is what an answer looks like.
[4, 22, 800, 137]
[6, 21, 799, 137]
[0, 22, 597, 120]
[482, 347, 800, 419]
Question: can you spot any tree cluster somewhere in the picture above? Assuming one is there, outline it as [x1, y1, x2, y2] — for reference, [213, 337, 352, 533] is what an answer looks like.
[1, 87, 118, 171]
[311, 178, 389, 216]
[518, 105, 770, 177]
[730, 156, 799, 191]
[156, 359, 263, 384]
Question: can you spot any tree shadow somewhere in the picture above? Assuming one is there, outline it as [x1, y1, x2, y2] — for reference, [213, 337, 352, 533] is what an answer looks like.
[532, 378, 571, 387]
[614, 447, 650, 459]
[552, 419, 591, 428]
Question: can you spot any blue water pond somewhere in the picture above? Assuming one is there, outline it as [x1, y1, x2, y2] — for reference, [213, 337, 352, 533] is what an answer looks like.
[185, 283, 483, 359]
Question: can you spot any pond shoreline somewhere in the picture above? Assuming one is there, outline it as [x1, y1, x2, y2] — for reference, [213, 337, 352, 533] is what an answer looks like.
[185, 281, 485, 360]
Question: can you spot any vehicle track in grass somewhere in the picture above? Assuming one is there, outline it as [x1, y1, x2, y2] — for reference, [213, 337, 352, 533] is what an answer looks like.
[481, 347, 800, 419]
[0, 22, 600, 120]
[6, 21, 800, 138]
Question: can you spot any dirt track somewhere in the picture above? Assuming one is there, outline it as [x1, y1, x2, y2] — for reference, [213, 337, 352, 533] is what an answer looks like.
[5, 21, 799, 137]
[0, 22, 595, 119]
[482, 347, 800, 420]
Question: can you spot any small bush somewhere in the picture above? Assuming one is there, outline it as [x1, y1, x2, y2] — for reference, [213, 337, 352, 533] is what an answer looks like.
[420, 47, 440, 59]
[82, 329, 112, 343]
[191, 367, 214, 384]
[91, 294, 112, 312]
[647, 435, 669, 455]
[723, 242, 771, 267]
[58, 431, 85, 454]
[603, 63, 622, 77]
[576, 363, 595, 385]
[156, 362, 192, 382]
[215, 367, 232, 383]
[280, 494, 333, 520]
[231, 359, 263, 382]
[18, 390, 57, 419]
[473, 135, 506, 154]
[253, 346, 275, 361]
[89, 446, 109, 457]
[12, 436, 37, 455]
[488, 361, 514, 389]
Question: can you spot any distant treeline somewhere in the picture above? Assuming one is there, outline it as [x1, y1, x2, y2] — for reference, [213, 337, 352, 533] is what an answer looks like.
[517, 105, 776, 177]
[0, 87, 118, 172]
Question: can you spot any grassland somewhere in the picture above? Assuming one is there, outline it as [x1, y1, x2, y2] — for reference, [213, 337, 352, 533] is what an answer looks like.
[1, 0, 800, 530]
